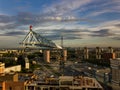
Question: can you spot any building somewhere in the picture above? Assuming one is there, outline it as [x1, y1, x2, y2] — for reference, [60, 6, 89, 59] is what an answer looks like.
[110, 58, 120, 85]
[102, 53, 116, 60]
[115, 51, 120, 58]
[83, 47, 89, 59]
[0, 73, 24, 90]
[96, 47, 101, 59]
[63, 49, 67, 61]
[25, 57, 30, 69]
[108, 47, 114, 53]
[44, 50, 50, 63]
[25, 76, 103, 90]
[4, 65, 21, 74]
[0, 62, 5, 74]
[0, 62, 21, 74]
[44, 49, 67, 63]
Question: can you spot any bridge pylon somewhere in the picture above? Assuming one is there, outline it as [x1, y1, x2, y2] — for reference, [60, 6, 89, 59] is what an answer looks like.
[20, 25, 62, 49]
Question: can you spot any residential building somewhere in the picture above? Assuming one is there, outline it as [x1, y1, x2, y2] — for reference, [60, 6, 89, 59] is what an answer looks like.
[110, 58, 120, 85]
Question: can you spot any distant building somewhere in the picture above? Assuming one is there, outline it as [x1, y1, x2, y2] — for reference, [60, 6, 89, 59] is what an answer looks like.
[110, 58, 120, 85]
[115, 51, 120, 58]
[108, 47, 114, 53]
[63, 49, 67, 61]
[4, 65, 21, 74]
[44, 50, 50, 63]
[0, 62, 21, 74]
[0, 50, 8, 54]
[25, 57, 30, 69]
[96, 47, 101, 59]
[83, 47, 89, 59]
[102, 53, 116, 60]
[0, 62, 5, 74]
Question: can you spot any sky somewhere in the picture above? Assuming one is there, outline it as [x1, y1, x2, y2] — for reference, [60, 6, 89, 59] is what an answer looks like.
[0, 0, 120, 48]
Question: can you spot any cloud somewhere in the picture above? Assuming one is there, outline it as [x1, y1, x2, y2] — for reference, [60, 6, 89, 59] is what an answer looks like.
[84, 0, 120, 18]
[0, 15, 13, 23]
[114, 24, 120, 27]
[0, 31, 25, 36]
[41, 28, 84, 40]
[112, 37, 120, 40]
[44, 0, 92, 16]
[0, 14, 18, 30]
[92, 29, 115, 37]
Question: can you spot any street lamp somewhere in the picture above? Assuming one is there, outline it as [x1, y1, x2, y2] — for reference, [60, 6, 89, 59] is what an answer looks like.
[88, 67, 91, 70]
[88, 67, 97, 78]
[104, 73, 108, 84]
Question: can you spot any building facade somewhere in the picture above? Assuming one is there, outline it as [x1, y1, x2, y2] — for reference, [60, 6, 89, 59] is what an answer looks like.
[110, 58, 120, 85]
[0, 62, 5, 74]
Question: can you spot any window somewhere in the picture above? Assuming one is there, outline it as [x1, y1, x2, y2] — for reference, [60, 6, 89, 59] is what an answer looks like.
[9, 87, 12, 90]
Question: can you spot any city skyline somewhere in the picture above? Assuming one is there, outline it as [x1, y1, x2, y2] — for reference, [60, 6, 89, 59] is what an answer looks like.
[0, 0, 120, 48]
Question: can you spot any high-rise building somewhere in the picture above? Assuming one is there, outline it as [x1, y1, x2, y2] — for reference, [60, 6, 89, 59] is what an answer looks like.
[115, 51, 120, 58]
[102, 53, 116, 60]
[110, 58, 120, 85]
[108, 47, 113, 53]
[44, 50, 50, 63]
[96, 47, 101, 59]
[63, 49, 67, 61]
[0, 62, 5, 74]
[25, 57, 30, 69]
[83, 47, 89, 59]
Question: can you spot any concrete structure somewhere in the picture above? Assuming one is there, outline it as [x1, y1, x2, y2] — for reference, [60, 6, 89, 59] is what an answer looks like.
[63, 49, 67, 61]
[4, 65, 21, 73]
[96, 47, 101, 59]
[0, 73, 25, 90]
[108, 47, 114, 53]
[44, 50, 50, 63]
[25, 57, 30, 69]
[0, 62, 5, 74]
[102, 53, 116, 60]
[83, 47, 89, 59]
[110, 58, 120, 85]
[0, 50, 8, 54]
[40, 49, 68, 63]
[0, 81, 24, 90]
[0, 62, 21, 74]
[115, 51, 120, 58]
[0, 57, 18, 61]
[25, 76, 103, 90]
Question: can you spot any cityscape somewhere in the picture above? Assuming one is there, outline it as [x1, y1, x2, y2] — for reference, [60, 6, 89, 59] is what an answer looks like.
[0, 0, 120, 90]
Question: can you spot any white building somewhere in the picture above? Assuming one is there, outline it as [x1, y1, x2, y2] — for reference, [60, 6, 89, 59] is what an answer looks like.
[4, 65, 21, 73]
[25, 57, 30, 69]
[0, 62, 21, 74]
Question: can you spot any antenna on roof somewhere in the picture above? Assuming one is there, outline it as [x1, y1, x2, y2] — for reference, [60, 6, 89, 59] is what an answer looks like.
[61, 35, 63, 49]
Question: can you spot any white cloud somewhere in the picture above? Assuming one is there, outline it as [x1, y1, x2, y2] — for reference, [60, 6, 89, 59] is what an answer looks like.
[44, 0, 92, 16]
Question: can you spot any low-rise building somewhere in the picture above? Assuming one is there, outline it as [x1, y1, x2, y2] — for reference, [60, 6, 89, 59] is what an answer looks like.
[102, 53, 116, 60]
[0, 62, 21, 74]
[4, 65, 21, 74]
[25, 76, 103, 90]
[0, 73, 24, 90]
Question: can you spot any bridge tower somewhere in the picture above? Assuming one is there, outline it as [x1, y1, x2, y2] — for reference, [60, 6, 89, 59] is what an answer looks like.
[20, 25, 62, 49]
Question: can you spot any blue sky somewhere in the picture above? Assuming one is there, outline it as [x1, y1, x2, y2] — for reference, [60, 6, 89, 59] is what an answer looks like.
[0, 0, 120, 48]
